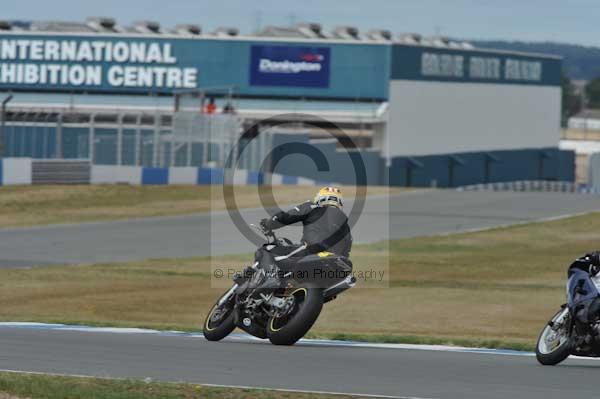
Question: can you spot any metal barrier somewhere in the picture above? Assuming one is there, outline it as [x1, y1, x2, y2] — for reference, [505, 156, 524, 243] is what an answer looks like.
[1, 108, 261, 169]
[31, 159, 91, 184]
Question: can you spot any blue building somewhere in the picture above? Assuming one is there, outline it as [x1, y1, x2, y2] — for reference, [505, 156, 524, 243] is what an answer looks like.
[0, 20, 571, 186]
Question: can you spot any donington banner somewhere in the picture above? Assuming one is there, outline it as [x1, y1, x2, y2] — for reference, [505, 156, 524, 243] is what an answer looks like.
[249, 45, 330, 88]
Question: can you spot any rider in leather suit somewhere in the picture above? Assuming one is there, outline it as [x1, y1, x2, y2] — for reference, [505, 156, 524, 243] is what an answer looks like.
[234, 187, 352, 285]
[260, 186, 352, 258]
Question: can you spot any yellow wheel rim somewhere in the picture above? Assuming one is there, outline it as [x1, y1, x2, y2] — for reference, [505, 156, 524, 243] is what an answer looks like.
[204, 304, 219, 332]
[205, 294, 234, 332]
[269, 288, 307, 332]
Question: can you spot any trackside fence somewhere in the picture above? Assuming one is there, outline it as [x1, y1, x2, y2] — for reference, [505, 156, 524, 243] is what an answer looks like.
[457, 180, 600, 195]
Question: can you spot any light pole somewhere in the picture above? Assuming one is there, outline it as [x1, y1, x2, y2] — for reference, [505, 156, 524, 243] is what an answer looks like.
[0, 94, 14, 157]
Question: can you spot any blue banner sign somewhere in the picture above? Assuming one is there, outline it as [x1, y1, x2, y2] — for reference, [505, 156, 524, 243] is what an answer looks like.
[249, 45, 330, 88]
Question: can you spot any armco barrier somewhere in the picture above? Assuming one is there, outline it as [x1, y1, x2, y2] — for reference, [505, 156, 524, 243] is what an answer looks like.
[32, 160, 91, 184]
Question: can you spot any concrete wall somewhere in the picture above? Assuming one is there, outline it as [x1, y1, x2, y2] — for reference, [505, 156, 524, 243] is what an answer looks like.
[0, 158, 32, 185]
[388, 147, 574, 188]
[0, 158, 319, 186]
[268, 133, 383, 185]
[387, 80, 562, 157]
[89, 165, 318, 185]
[588, 153, 600, 189]
[264, 131, 574, 188]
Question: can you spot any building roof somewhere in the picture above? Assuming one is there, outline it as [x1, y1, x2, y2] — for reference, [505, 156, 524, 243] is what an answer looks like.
[0, 18, 563, 60]
[0, 17, 475, 48]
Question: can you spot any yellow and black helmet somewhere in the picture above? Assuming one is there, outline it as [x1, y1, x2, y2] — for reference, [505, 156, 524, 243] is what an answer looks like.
[314, 186, 343, 208]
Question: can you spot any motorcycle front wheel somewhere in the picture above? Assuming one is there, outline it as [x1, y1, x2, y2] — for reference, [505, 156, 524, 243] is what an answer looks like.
[203, 289, 236, 342]
[536, 307, 571, 366]
[267, 284, 323, 346]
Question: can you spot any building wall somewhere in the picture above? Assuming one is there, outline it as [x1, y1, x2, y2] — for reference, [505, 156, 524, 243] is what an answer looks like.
[380, 44, 568, 186]
[0, 34, 572, 186]
[268, 133, 383, 185]
[387, 80, 561, 156]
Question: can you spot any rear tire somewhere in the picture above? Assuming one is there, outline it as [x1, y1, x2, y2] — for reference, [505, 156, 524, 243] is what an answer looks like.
[267, 285, 323, 346]
[536, 308, 571, 366]
[203, 291, 236, 342]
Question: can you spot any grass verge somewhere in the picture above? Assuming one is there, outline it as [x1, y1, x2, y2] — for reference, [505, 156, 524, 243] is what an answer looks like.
[0, 372, 361, 399]
[0, 184, 396, 228]
[2, 212, 599, 351]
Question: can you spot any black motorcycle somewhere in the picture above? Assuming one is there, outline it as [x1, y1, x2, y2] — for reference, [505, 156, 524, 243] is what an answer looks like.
[203, 224, 356, 345]
[536, 256, 600, 365]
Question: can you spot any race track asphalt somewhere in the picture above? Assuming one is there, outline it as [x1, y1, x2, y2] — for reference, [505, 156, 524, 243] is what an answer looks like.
[2, 190, 600, 397]
[0, 190, 598, 267]
[0, 326, 599, 399]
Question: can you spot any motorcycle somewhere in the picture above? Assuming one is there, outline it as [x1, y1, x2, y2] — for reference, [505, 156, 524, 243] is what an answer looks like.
[203, 224, 356, 345]
[536, 256, 600, 365]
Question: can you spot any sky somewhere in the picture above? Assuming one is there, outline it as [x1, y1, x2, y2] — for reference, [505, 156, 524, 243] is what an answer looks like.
[3, 0, 600, 46]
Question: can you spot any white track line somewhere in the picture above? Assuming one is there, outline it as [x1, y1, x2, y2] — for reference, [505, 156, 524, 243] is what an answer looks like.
[197, 382, 435, 399]
[428, 210, 596, 238]
[7, 321, 599, 361]
[0, 322, 531, 357]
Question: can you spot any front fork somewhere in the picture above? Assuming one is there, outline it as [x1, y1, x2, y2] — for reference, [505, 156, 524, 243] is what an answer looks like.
[221, 261, 261, 307]
[217, 283, 238, 307]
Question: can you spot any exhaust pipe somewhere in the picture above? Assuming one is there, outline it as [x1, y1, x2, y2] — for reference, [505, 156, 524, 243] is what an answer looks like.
[323, 275, 356, 299]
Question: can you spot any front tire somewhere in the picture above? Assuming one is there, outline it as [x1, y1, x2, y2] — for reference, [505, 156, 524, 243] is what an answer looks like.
[536, 307, 571, 366]
[267, 285, 323, 346]
[203, 291, 236, 342]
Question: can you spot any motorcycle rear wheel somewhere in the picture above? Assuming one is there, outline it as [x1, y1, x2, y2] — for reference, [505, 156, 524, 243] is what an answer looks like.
[203, 291, 236, 342]
[267, 284, 323, 346]
[536, 307, 571, 366]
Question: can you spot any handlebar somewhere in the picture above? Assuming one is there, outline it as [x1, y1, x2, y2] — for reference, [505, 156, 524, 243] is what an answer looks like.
[250, 223, 276, 242]
[250, 223, 299, 249]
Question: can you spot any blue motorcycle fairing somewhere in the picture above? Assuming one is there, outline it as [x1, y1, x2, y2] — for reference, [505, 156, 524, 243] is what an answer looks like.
[567, 268, 600, 323]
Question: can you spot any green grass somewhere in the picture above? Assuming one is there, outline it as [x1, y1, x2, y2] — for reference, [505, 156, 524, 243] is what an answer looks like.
[0, 372, 361, 399]
[2, 212, 600, 351]
[0, 185, 396, 228]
